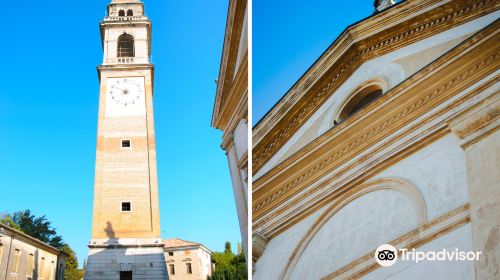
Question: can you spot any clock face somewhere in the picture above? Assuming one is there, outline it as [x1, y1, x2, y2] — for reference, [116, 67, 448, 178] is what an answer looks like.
[105, 77, 146, 117]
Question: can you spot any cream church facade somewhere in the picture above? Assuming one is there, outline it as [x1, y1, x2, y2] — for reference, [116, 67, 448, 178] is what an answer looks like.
[252, 0, 499, 279]
[212, 0, 249, 260]
[85, 0, 167, 279]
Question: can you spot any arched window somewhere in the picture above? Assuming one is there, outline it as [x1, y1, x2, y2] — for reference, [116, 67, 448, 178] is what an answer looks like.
[337, 84, 383, 123]
[118, 10, 125, 17]
[127, 10, 134, 16]
[117, 34, 135, 57]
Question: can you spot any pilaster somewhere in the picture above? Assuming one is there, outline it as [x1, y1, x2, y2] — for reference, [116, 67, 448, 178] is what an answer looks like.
[448, 91, 500, 279]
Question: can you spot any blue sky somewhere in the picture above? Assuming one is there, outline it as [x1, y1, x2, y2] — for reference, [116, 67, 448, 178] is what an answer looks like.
[253, 0, 380, 124]
[0, 0, 239, 267]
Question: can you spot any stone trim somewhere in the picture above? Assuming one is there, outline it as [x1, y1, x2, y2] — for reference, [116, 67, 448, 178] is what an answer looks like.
[252, 231, 269, 263]
[448, 90, 499, 148]
[212, 0, 248, 130]
[279, 177, 427, 279]
[321, 204, 471, 279]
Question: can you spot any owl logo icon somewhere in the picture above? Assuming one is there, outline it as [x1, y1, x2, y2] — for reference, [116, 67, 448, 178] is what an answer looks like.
[375, 244, 398, 267]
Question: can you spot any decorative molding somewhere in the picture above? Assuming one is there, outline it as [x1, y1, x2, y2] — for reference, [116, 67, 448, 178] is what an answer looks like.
[448, 90, 499, 149]
[252, 21, 499, 235]
[220, 54, 249, 151]
[280, 177, 427, 279]
[322, 204, 470, 279]
[252, 231, 269, 263]
[253, 0, 498, 174]
[212, 0, 248, 131]
[238, 152, 248, 169]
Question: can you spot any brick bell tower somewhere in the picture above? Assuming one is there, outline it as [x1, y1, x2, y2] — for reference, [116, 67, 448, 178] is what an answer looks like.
[84, 0, 168, 279]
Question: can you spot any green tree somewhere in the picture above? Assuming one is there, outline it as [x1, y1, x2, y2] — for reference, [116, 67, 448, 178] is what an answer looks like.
[224, 241, 232, 254]
[0, 214, 21, 230]
[60, 245, 84, 280]
[209, 241, 247, 280]
[5, 210, 64, 248]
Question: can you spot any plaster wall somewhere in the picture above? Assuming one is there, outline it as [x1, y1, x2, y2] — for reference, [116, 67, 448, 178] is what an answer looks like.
[234, 119, 248, 163]
[464, 129, 500, 278]
[254, 134, 471, 279]
[164, 247, 212, 280]
[0, 235, 60, 280]
[363, 223, 475, 280]
[290, 189, 421, 280]
[253, 206, 328, 280]
[372, 134, 469, 220]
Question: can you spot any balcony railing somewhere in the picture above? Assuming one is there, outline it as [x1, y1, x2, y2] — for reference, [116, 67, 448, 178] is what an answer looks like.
[104, 16, 148, 22]
[117, 57, 134, 63]
[105, 57, 150, 65]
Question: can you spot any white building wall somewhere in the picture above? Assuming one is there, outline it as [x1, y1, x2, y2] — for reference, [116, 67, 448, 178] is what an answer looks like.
[254, 134, 472, 279]
[0, 233, 61, 280]
[254, 206, 328, 280]
[372, 134, 469, 220]
[363, 224, 475, 280]
[225, 118, 249, 259]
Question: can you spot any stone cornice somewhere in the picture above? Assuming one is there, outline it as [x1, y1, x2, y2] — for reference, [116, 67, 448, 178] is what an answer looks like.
[220, 54, 249, 150]
[212, 0, 248, 131]
[252, 20, 500, 235]
[220, 52, 249, 133]
[97, 64, 154, 84]
[252, 0, 499, 174]
[448, 90, 499, 148]
[238, 152, 249, 169]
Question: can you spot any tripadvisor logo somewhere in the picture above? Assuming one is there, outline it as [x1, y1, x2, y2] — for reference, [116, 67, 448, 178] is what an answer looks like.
[375, 244, 397, 267]
[374, 244, 482, 267]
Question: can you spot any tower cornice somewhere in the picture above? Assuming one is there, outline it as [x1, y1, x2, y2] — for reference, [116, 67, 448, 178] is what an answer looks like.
[97, 64, 155, 85]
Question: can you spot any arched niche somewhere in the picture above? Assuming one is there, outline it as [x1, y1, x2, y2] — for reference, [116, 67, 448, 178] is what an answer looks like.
[281, 178, 427, 280]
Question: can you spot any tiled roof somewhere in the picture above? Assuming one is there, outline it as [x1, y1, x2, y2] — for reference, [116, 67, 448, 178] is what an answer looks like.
[163, 238, 201, 249]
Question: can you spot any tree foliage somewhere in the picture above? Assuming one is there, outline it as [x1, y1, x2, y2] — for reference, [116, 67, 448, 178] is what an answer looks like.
[2, 210, 63, 248]
[0, 214, 21, 230]
[209, 241, 247, 280]
[60, 244, 84, 280]
[0, 210, 83, 280]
